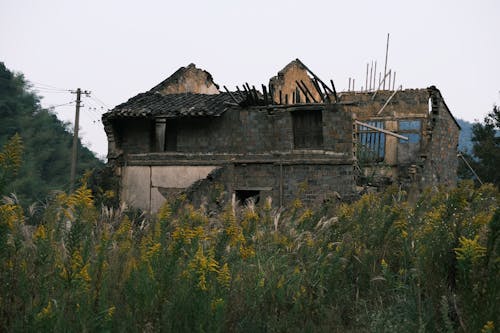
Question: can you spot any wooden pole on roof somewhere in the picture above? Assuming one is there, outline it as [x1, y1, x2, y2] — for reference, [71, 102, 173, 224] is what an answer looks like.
[376, 85, 401, 115]
[383, 33, 390, 90]
[295, 58, 335, 95]
[236, 86, 244, 99]
[365, 63, 369, 92]
[223, 85, 240, 104]
[297, 80, 318, 103]
[330, 79, 338, 102]
[262, 84, 269, 104]
[311, 78, 325, 102]
[369, 61, 373, 90]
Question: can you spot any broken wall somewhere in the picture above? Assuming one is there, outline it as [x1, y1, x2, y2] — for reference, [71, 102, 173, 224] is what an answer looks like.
[269, 60, 322, 104]
[121, 165, 218, 212]
[151, 63, 220, 95]
[421, 87, 459, 187]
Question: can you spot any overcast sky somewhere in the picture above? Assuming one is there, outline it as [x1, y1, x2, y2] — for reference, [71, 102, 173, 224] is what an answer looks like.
[1, 0, 499, 158]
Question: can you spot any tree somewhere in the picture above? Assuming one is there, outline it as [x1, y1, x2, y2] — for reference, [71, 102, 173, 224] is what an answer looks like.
[466, 105, 500, 188]
[0, 62, 103, 203]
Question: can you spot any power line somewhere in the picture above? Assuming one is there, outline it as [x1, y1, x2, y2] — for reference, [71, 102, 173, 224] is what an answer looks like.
[29, 80, 69, 91]
[90, 95, 109, 109]
[50, 101, 75, 108]
[32, 89, 72, 94]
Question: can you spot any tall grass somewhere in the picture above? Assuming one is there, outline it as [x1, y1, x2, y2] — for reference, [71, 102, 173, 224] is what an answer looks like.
[0, 181, 498, 332]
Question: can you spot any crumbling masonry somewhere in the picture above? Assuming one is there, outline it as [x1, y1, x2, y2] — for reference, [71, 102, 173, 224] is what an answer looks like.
[103, 60, 460, 213]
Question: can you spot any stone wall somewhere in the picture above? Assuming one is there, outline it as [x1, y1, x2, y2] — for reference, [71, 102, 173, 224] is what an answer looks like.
[421, 87, 459, 187]
[118, 105, 353, 157]
[117, 105, 355, 212]
[182, 160, 355, 211]
[340, 88, 459, 189]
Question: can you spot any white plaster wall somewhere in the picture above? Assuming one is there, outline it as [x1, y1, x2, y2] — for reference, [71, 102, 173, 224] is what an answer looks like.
[121, 166, 151, 211]
[122, 165, 217, 213]
[151, 166, 217, 188]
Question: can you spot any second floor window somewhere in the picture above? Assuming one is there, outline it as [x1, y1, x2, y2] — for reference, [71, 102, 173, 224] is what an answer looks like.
[292, 110, 323, 149]
[357, 121, 385, 162]
[398, 120, 421, 144]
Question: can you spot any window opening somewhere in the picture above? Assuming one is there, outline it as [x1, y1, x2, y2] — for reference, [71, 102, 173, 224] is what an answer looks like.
[357, 121, 385, 162]
[235, 190, 260, 205]
[292, 110, 323, 149]
[398, 120, 421, 143]
[165, 120, 178, 151]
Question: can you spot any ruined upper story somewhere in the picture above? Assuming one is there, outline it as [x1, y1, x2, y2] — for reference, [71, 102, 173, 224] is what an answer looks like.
[102, 59, 460, 186]
[102, 60, 354, 165]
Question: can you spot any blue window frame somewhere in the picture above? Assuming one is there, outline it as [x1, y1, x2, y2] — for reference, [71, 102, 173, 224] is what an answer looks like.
[358, 121, 385, 162]
[399, 120, 421, 143]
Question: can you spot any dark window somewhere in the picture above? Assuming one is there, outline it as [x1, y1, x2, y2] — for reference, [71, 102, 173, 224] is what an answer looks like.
[165, 120, 178, 151]
[292, 110, 323, 149]
[235, 190, 260, 205]
[357, 121, 385, 162]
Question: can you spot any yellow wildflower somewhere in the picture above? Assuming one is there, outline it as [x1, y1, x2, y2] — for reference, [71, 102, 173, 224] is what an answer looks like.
[277, 276, 285, 289]
[292, 199, 303, 209]
[33, 225, 47, 240]
[239, 245, 255, 259]
[454, 236, 486, 264]
[198, 273, 208, 291]
[36, 300, 53, 320]
[381, 258, 388, 270]
[299, 209, 313, 223]
[482, 321, 494, 333]
[217, 263, 231, 288]
[106, 306, 116, 319]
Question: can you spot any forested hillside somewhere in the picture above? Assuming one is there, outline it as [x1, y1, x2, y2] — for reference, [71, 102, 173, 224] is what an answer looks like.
[0, 62, 103, 203]
[457, 118, 474, 153]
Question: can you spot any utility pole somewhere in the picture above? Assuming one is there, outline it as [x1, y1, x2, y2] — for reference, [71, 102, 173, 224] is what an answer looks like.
[70, 88, 90, 192]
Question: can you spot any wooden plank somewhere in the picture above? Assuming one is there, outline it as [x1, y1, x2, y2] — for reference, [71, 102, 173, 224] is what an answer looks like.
[376, 86, 401, 115]
[295, 58, 335, 94]
[330, 79, 338, 102]
[299, 80, 318, 103]
[236, 86, 245, 99]
[223, 85, 240, 104]
[262, 84, 268, 104]
[355, 120, 408, 140]
[311, 78, 325, 102]
[295, 80, 311, 103]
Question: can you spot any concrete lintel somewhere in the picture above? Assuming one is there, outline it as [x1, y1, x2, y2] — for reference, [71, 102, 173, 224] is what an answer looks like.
[236, 187, 273, 191]
[125, 158, 354, 167]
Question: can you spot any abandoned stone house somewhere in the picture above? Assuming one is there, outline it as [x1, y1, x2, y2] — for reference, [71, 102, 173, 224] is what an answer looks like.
[102, 59, 460, 213]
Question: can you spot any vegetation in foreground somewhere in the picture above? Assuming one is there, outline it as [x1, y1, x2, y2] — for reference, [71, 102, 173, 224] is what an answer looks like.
[0, 179, 498, 332]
